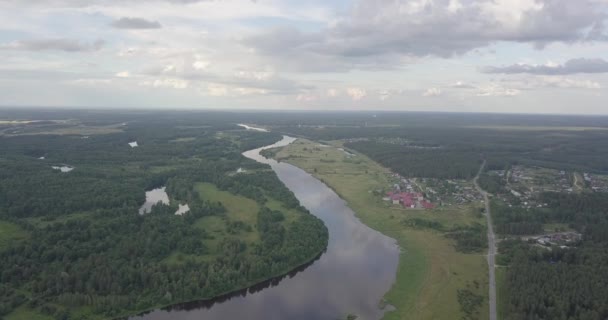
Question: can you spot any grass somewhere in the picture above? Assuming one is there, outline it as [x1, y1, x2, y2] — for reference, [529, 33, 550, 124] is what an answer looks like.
[543, 223, 575, 233]
[194, 182, 260, 252]
[196, 182, 259, 225]
[0, 220, 29, 250]
[169, 137, 197, 143]
[264, 197, 300, 224]
[496, 267, 508, 320]
[274, 139, 489, 320]
[5, 306, 54, 320]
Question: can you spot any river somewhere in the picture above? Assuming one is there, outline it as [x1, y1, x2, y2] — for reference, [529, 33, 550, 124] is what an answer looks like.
[131, 134, 400, 320]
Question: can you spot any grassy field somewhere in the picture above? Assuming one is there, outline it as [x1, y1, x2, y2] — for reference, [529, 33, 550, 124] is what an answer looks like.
[273, 139, 489, 320]
[190, 182, 261, 258]
[0, 220, 28, 251]
[191, 182, 300, 258]
[543, 222, 575, 233]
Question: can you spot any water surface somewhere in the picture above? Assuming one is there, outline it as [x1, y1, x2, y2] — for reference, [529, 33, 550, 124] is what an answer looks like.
[237, 124, 269, 132]
[175, 204, 190, 216]
[139, 187, 170, 215]
[52, 165, 74, 173]
[132, 135, 400, 320]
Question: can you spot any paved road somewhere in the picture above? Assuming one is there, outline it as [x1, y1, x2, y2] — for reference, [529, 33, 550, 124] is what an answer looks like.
[473, 160, 497, 320]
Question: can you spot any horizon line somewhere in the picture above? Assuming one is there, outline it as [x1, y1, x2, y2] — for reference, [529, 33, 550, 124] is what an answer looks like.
[2, 105, 608, 117]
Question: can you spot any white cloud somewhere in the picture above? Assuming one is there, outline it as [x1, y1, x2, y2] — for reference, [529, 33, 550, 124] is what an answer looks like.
[207, 84, 228, 96]
[193, 61, 209, 70]
[327, 88, 340, 97]
[163, 65, 177, 73]
[115, 71, 130, 78]
[346, 87, 367, 101]
[423, 88, 442, 97]
[235, 87, 268, 95]
[450, 81, 475, 88]
[234, 70, 274, 81]
[117, 47, 137, 57]
[140, 78, 189, 89]
[476, 84, 520, 97]
[483, 58, 608, 75]
[539, 77, 601, 89]
[296, 93, 318, 102]
[378, 90, 391, 100]
[71, 78, 112, 85]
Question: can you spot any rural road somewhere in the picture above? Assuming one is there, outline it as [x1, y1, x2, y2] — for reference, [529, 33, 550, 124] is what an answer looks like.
[473, 160, 497, 320]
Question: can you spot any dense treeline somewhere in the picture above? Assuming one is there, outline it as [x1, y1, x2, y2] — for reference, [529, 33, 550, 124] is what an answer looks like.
[496, 191, 608, 320]
[492, 203, 544, 235]
[345, 141, 481, 179]
[477, 174, 507, 194]
[275, 117, 608, 174]
[499, 241, 608, 320]
[0, 115, 327, 319]
[493, 192, 608, 237]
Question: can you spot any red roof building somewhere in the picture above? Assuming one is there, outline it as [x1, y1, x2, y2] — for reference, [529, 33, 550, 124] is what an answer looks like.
[421, 201, 434, 209]
[387, 191, 433, 209]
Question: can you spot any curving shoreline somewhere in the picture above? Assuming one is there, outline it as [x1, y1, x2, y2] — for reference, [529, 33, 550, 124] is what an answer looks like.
[132, 129, 399, 320]
[125, 135, 327, 320]
[123, 250, 325, 320]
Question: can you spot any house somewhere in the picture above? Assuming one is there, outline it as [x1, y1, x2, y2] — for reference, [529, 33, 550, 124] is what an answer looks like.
[421, 201, 434, 209]
[386, 191, 434, 210]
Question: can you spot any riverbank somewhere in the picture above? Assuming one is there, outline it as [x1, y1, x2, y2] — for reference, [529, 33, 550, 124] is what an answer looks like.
[6, 249, 324, 320]
[272, 139, 489, 320]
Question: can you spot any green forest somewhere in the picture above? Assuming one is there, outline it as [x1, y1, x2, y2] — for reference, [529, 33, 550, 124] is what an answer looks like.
[0, 113, 328, 319]
[494, 193, 608, 320]
[492, 188, 608, 319]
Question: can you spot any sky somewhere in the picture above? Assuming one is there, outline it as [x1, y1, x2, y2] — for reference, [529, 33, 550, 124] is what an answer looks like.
[1, 0, 608, 114]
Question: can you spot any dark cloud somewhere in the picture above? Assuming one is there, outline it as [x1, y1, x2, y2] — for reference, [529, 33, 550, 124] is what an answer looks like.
[242, 0, 608, 72]
[482, 58, 608, 75]
[0, 39, 105, 52]
[111, 17, 162, 29]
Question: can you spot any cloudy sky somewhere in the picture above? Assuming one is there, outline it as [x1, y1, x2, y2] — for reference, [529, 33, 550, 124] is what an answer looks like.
[1, 0, 608, 114]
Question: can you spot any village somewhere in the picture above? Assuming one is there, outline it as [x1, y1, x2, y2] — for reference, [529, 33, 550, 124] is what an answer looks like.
[486, 165, 608, 209]
[380, 172, 483, 210]
[584, 172, 608, 192]
[518, 232, 583, 250]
